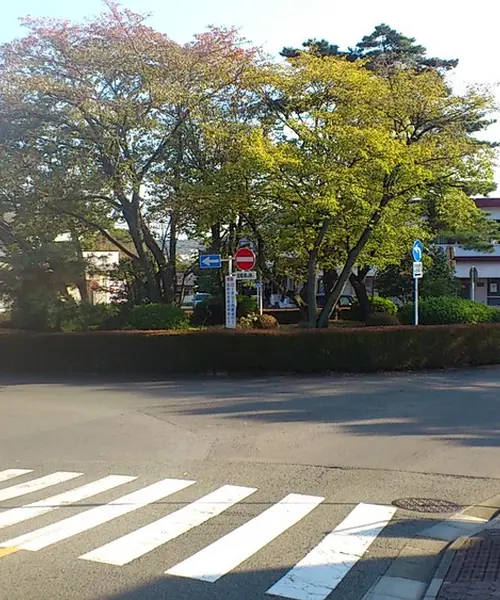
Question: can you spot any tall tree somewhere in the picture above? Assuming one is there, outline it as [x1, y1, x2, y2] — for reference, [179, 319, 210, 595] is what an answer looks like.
[250, 53, 496, 327]
[0, 2, 258, 303]
[282, 23, 458, 74]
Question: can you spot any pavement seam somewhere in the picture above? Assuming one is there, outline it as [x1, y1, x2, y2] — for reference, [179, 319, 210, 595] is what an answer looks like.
[362, 491, 500, 600]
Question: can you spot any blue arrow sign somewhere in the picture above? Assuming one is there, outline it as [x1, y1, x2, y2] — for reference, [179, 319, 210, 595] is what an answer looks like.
[412, 240, 423, 262]
[199, 254, 222, 269]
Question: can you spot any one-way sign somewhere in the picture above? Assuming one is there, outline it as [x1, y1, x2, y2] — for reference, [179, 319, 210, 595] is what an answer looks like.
[199, 254, 221, 269]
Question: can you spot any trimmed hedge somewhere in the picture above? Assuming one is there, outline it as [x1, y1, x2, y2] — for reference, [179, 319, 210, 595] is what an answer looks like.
[1, 324, 500, 374]
[399, 296, 500, 325]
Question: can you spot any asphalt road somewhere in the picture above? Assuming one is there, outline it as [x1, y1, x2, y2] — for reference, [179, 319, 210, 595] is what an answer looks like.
[1, 368, 500, 600]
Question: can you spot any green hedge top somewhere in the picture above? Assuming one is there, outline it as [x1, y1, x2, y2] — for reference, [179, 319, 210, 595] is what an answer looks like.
[1, 323, 500, 374]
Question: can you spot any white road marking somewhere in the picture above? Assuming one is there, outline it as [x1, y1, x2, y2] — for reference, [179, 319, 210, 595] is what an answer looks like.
[0, 475, 136, 530]
[0, 478, 195, 551]
[0, 472, 82, 503]
[0, 469, 33, 484]
[166, 493, 324, 582]
[266, 503, 397, 600]
[80, 484, 257, 566]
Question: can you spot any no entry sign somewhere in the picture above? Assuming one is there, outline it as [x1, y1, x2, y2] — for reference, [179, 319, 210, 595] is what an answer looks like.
[234, 247, 256, 271]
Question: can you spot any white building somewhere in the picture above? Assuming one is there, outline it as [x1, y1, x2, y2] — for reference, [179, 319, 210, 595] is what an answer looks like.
[445, 198, 500, 306]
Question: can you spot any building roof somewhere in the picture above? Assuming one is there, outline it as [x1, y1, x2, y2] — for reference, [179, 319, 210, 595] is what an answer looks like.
[474, 198, 500, 208]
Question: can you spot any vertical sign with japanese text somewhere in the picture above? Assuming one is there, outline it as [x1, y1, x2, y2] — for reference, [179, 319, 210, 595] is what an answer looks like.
[225, 275, 237, 329]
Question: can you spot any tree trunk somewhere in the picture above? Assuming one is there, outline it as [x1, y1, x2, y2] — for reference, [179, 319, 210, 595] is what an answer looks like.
[350, 268, 371, 321]
[317, 192, 392, 328]
[73, 235, 89, 304]
[306, 217, 331, 327]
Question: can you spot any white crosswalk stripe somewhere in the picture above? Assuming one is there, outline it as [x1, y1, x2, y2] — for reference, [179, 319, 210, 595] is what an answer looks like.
[0, 475, 136, 530]
[0, 467, 397, 598]
[0, 478, 194, 551]
[166, 493, 325, 582]
[0, 471, 82, 502]
[0, 469, 33, 484]
[80, 484, 257, 566]
[266, 503, 397, 600]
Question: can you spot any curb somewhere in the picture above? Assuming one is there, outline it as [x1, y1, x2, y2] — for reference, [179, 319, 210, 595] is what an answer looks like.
[362, 492, 500, 600]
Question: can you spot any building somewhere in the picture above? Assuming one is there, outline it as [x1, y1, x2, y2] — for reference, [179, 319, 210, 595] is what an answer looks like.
[445, 198, 500, 306]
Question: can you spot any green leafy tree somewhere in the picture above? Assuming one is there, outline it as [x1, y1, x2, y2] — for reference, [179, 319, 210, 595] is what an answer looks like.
[249, 53, 496, 327]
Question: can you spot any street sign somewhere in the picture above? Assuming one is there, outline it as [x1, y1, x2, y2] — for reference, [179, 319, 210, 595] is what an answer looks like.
[234, 247, 256, 271]
[413, 261, 423, 279]
[225, 275, 237, 329]
[412, 240, 423, 262]
[236, 270, 257, 280]
[199, 254, 221, 270]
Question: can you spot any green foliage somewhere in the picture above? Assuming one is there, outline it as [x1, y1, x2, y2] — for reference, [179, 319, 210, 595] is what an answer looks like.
[192, 296, 225, 326]
[58, 303, 126, 332]
[370, 297, 398, 316]
[365, 313, 400, 327]
[399, 297, 500, 325]
[3, 325, 500, 374]
[376, 247, 459, 304]
[282, 23, 458, 74]
[345, 296, 398, 320]
[125, 304, 189, 331]
[192, 295, 258, 326]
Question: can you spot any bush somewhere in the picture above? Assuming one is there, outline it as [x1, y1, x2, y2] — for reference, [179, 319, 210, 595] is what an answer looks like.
[345, 296, 398, 321]
[59, 303, 126, 332]
[2, 324, 500, 374]
[365, 313, 400, 327]
[254, 314, 280, 330]
[370, 296, 398, 316]
[192, 295, 259, 327]
[125, 303, 189, 330]
[399, 296, 500, 325]
[192, 296, 225, 326]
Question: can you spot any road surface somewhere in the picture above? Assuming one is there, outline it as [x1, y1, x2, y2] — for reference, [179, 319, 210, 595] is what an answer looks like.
[0, 368, 500, 600]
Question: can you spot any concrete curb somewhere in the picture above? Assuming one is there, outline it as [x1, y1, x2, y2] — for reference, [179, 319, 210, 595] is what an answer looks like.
[422, 492, 500, 600]
[362, 492, 500, 600]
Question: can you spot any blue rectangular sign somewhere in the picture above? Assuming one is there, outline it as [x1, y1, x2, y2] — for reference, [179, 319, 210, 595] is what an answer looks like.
[199, 254, 222, 269]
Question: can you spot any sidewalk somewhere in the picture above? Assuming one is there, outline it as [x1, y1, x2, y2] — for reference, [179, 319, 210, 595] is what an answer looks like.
[435, 529, 500, 599]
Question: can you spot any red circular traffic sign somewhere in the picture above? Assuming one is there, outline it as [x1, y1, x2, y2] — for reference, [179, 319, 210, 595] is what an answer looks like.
[234, 247, 256, 271]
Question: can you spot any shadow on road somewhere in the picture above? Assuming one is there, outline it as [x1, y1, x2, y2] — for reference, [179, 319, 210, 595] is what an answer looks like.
[1, 368, 500, 449]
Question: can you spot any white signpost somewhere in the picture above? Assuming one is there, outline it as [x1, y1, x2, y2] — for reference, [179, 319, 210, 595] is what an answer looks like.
[225, 275, 237, 329]
[412, 241, 424, 326]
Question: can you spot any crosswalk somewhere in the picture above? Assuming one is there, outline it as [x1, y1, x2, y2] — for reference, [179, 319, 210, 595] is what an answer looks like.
[0, 467, 397, 600]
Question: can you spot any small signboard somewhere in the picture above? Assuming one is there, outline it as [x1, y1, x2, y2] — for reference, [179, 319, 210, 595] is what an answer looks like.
[236, 270, 257, 280]
[413, 261, 423, 279]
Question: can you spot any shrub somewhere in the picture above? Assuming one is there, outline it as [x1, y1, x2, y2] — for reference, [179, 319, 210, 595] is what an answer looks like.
[365, 312, 400, 327]
[192, 296, 224, 326]
[192, 295, 259, 326]
[345, 296, 398, 321]
[2, 324, 500, 374]
[370, 296, 398, 316]
[59, 303, 126, 332]
[125, 303, 189, 330]
[254, 314, 279, 330]
[399, 296, 499, 325]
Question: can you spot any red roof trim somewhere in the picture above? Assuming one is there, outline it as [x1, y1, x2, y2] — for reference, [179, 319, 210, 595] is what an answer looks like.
[455, 256, 500, 262]
[474, 198, 500, 208]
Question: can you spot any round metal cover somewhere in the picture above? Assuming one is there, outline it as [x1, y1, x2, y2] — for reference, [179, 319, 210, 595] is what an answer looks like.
[392, 498, 462, 514]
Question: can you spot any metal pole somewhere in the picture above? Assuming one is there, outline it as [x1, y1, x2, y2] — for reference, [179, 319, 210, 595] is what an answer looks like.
[258, 277, 263, 315]
[470, 267, 475, 302]
[414, 276, 419, 326]
[228, 256, 233, 276]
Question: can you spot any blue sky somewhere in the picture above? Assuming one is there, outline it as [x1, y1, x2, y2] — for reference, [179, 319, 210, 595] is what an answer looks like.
[2, 0, 499, 184]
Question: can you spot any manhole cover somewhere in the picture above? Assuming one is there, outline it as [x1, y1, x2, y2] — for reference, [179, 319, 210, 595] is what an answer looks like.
[392, 498, 462, 514]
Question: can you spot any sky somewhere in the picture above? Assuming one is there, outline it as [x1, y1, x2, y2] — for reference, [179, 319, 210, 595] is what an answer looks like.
[1, 0, 500, 185]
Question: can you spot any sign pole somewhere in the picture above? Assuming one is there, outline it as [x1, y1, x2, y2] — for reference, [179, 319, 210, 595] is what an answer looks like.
[414, 276, 419, 326]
